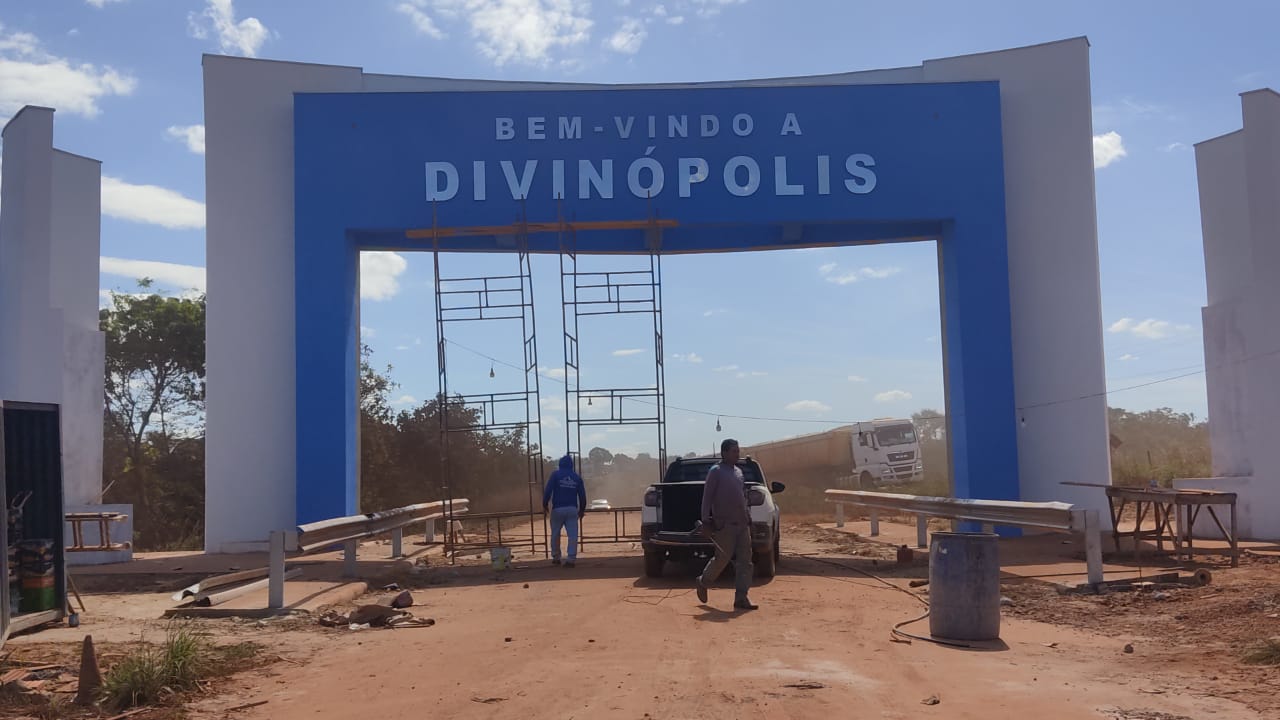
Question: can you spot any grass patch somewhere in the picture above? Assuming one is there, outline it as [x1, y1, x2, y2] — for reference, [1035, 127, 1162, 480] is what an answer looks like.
[100, 623, 264, 712]
[1242, 637, 1280, 666]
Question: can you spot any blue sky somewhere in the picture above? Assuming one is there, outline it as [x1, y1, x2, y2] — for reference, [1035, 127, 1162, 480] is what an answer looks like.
[1, 0, 1275, 457]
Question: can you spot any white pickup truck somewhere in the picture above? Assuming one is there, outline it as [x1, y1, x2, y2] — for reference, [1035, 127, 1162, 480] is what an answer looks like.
[639, 456, 785, 579]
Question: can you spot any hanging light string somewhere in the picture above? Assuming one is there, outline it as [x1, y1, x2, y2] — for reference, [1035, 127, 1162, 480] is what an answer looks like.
[431, 337, 1273, 427]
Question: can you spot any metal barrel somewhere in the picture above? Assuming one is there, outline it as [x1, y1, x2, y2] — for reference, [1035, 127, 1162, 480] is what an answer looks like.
[928, 531, 1000, 641]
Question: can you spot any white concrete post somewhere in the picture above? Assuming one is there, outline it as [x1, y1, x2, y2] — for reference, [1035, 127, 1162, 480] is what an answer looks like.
[1084, 509, 1104, 586]
[916, 514, 928, 548]
[835, 503, 845, 528]
[391, 527, 403, 559]
[870, 509, 880, 537]
[425, 519, 436, 544]
[343, 540, 357, 578]
[268, 530, 286, 610]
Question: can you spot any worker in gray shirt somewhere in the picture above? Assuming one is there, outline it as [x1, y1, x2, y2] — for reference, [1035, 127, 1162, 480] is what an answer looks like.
[695, 438, 757, 610]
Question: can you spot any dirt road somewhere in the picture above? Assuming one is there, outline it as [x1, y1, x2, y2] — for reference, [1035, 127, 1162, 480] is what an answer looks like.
[190, 523, 1264, 720]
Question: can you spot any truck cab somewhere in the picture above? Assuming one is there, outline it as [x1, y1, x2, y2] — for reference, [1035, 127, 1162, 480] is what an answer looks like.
[639, 456, 784, 579]
[851, 418, 923, 487]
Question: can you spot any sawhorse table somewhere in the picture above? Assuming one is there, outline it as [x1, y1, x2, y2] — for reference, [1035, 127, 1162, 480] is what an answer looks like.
[1104, 487, 1238, 567]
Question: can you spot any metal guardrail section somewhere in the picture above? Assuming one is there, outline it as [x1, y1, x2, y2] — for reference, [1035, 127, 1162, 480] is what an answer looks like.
[824, 489, 1103, 585]
[825, 490, 1080, 530]
[295, 499, 469, 554]
[267, 499, 470, 610]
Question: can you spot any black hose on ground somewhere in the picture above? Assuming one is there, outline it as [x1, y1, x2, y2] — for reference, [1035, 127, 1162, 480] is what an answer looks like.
[784, 553, 974, 649]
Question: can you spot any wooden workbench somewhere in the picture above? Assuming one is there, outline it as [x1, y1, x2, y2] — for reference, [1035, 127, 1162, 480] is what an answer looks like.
[1102, 486, 1238, 567]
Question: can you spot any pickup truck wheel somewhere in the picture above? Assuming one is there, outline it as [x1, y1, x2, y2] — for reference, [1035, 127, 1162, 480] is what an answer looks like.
[859, 471, 875, 489]
[754, 546, 776, 578]
[643, 550, 665, 578]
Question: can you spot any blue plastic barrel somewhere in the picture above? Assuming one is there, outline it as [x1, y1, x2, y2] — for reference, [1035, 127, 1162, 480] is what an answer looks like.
[928, 531, 1000, 641]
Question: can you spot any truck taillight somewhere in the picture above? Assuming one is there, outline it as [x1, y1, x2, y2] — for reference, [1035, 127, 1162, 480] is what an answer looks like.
[747, 488, 765, 506]
[644, 489, 658, 507]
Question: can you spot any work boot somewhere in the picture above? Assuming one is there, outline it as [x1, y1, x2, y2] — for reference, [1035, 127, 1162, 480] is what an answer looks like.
[551, 557, 561, 565]
[564, 560, 575, 568]
[733, 597, 759, 611]
[696, 576, 708, 604]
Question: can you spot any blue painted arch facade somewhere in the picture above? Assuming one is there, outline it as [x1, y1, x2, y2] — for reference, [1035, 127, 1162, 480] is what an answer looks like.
[292, 81, 1016, 524]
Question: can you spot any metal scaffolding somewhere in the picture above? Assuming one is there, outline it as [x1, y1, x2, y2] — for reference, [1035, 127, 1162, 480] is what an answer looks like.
[432, 207, 546, 559]
[559, 210, 669, 485]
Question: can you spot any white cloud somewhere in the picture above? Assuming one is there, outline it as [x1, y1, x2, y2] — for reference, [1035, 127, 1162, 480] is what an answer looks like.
[785, 400, 831, 413]
[189, 0, 271, 57]
[166, 124, 205, 155]
[86, 0, 127, 7]
[692, 0, 747, 18]
[612, 348, 644, 357]
[540, 366, 570, 380]
[393, 395, 418, 405]
[672, 352, 703, 363]
[1159, 142, 1187, 153]
[1120, 354, 1138, 361]
[652, 3, 666, 15]
[396, 344, 410, 351]
[542, 415, 563, 430]
[397, 1, 447, 39]
[666, 15, 685, 24]
[703, 308, 726, 317]
[819, 262, 901, 285]
[1093, 131, 1127, 169]
[540, 396, 566, 411]
[848, 375, 868, 383]
[422, 0, 593, 66]
[713, 365, 739, 373]
[736, 370, 767, 379]
[100, 257, 206, 292]
[101, 176, 205, 229]
[360, 251, 408, 301]
[0, 23, 136, 123]
[874, 390, 912, 404]
[361, 326, 376, 339]
[1108, 317, 1191, 340]
[606, 17, 646, 54]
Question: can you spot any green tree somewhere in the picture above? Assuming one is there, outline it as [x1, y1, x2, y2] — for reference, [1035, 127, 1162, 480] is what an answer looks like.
[100, 284, 207, 549]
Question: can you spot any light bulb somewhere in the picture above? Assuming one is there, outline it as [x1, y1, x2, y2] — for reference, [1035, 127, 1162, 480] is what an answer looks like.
[489, 366, 495, 378]
[715, 417, 722, 432]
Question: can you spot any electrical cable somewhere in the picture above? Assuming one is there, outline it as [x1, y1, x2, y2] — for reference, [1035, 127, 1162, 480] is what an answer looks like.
[783, 552, 973, 648]
[437, 336, 1280, 426]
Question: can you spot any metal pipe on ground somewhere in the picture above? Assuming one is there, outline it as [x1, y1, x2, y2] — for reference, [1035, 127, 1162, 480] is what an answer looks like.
[195, 568, 301, 607]
[171, 567, 271, 603]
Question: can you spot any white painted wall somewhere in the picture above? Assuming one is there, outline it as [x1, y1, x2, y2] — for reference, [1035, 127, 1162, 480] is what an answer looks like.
[51, 150, 106, 508]
[203, 58, 364, 553]
[1195, 89, 1280, 540]
[1, 106, 117, 558]
[203, 38, 1113, 549]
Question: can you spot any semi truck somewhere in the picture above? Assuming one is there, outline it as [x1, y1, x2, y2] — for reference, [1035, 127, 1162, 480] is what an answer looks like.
[742, 418, 923, 488]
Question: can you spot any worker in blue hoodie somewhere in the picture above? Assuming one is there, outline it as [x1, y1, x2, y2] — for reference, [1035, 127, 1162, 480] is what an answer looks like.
[543, 455, 587, 567]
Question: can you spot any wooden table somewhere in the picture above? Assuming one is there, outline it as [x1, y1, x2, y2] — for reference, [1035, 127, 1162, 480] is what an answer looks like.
[1103, 486, 1238, 567]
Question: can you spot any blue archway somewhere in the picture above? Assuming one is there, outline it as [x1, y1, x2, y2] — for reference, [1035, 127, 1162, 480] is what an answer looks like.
[292, 82, 1015, 524]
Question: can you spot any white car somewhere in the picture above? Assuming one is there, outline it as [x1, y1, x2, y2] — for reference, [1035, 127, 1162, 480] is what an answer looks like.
[640, 456, 784, 578]
[589, 499, 611, 511]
